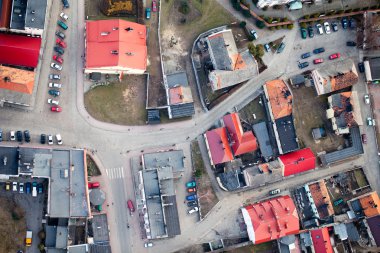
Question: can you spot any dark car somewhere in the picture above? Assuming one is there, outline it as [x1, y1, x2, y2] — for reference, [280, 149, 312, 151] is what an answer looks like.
[342, 17, 348, 29]
[62, 0, 69, 8]
[187, 201, 198, 207]
[277, 42, 285, 53]
[40, 134, 46, 144]
[301, 52, 311, 59]
[308, 26, 314, 38]
[186, 194, 197, 201]
[331, 22, 338, 32]
[55, 31, 65, 39]
[313, 47, 325, 54]
[48, 89, 60, 97]
[349, 18, 356, 29]
[300, 28, 307, 39]
[38, 183, 43, 193]
[346, 41, 356, 47]
[54, 46, 65, 55]
[358, 62, 365, 73]
[25, 182, 31, 194]
[0, 129, 2, 142]
[16, 131, 23, 142]
[24, 130, 30, 142]
[362, 134, 367, 144]
[298, 62, 309, 69]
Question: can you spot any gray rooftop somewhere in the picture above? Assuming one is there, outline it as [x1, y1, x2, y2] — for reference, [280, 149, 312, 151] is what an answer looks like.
[143, 150, 185, 172]
[368, 57, 380, 80]
[33, 153, 53, 177]
[0, 146, 18, 175]
[334, 223, 348, 240]
[320, 127, 363, 166]
[299, 232, 312, 247]
[19, 147, 52, 174]
[158, 166, 175, 195]
[45, 225, 58, 248]
[207, 30, 237, 71]
[143, 169, 160, 196]
[289, 75, 305, 86]
[146, 197, 166, 238]
[252, 121, 274, 161]
[0, 88, 33, 106]
[275, 115, 299, 154]
[68, 244, 88, 253]
[89, 244, 112, 253]
[70, 150, 89, 217]
[10, 0, 27, 30]
[166, 72, 189, 88]
[346, 222, 360, 241]
[55, 226, 68, 249]
[92, 214, 110, 243]
[163, 195, 181, 237]
[46, 249, 66, 253]
[170, 103, 195, 118]
[24, 0, 47, 29]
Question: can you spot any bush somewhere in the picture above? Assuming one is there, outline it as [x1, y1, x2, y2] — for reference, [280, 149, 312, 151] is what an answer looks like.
[242, 8, 251, 17]
[300, 23, 307, 29]
[273, 5, 282, 10]
[178, 0, 190, 15]
[247, 34, 255, 41]
[256, 44, 265, 58]
[287, 24, 294, 29]
[337, 9, 344, 14]
[265, 17, 273, 23]
[275, 25, 281, 30]
[282, 24, 287, 29]
[262, 6, 268, 11]
[282, 17, 288, 22]
[273, 17, 280, 22]
[256, 20, 266, 29]
[269, 26, 275, 30]
[252, 0, 259, 5]
[304, 15, 310, 19]
[195, 169, 202, 178]
[239, 21, 247, 27]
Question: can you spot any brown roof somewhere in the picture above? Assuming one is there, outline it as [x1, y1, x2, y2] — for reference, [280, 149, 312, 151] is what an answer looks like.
[331, 71, 358, 92]
[265, 80, 292, 120]
[359, 192, 380, 218]
[0, 66, 35, 94]
[309, 180, 334, 218]
[0, 0, 12, 28]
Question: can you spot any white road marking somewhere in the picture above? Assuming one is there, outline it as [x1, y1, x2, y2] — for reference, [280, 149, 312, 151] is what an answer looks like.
[106, 167, 125, 179]
[121, 167, 124, 178]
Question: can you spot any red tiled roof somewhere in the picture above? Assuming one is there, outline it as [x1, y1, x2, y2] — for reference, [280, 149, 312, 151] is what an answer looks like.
[310, 228, 333, 253]
[204, 128, 234, 165]
[279, 148, 316, 177]
[0, 0, 12, 28]
[0, 33, 41, 68]
[0, 66, 35, 94]
[241, 195, 300, 244]
[86, 19, 147, 71]
[223, 113, 257, 156]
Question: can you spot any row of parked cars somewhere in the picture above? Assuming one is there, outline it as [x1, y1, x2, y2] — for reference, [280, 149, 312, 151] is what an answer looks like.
[48, 11, 70, 112]
[185, 181, 199, 214]
[6, 181, 43, 196]
[298, 47, 341, 69]
[300, 17, 355, 39]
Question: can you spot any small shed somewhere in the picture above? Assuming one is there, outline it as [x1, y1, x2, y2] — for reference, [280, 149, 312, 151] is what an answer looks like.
[147, 109, 160, 124]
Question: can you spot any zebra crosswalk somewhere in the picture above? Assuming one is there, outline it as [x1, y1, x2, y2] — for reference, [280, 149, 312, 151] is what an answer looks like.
[105, 167, 125, 179]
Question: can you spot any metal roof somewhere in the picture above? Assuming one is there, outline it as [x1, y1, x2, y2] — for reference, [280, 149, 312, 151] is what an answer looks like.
[166, 72, 189, 88]
[89, 244, 112, 253]
[252, 122, 274, 161]
[10, 0, 27, 30]
[70, 150, 89, 217]
[92, 214, 110, 243]
[368, 57, 380, 80]
[24, 0, 47, 29]
[275, 115, 299, 154]
[143, 150, 185, 172]
[169, 103, 195, 118]
[163, 195, 181, 237]
[147, 109, 160, 124]
[68, 244, 88, 253]
[0, 146, 18, 175]
[55, 226, 68, 249]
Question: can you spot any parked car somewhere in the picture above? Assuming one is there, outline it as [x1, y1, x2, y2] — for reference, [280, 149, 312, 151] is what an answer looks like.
[316, 23, 324, 35]
[127, 200, 135, 212]
[250, 29, 258, 40]
[0, 129, 2, 142]
[308, 26, 314, 38]
[298, 62, 309, 69]
[152, 0, 157, 12]
[269, 188, 281, 195]
[10, 131, 15, 141]
[187, 201, 198, 207]
[186, 181, 196, 188]
[186, 194, 197, 201]
[24, 130, 30, 142]
[313, 58, 324, 64]
[40, 134, 46, 144]
[367, 117, 373, 126]
[62, 0, 69, 8]
[25, 182, 31, 194]
[342, 17, 348, 29]
[276, 42, 285, 53]
[57, 20, 68, 30]
[51, 63, 63, 71]
[145, 7, 151, 19]
[187, 188, 196, 193]
[48, 98, 59, 105]
[53, 55, 63, 64]
[329, 53, 340, 60]
[331, 22, 338, 32]
[16, 131, 23, 142]
[313, 47, 325, 54]
[264, 43, 270, 52]
[32, 182, 37, 197]
[358, 62, 365, 73]
[364, 94, 370, 104]
[49, 74, 61, 80]
[348, 18, 356, 29]
[49, 89, 60, 97]
[37, 183, 43, 194]
[12, 182, 18, 191]
[19, 182, 24, 193]
[56, 134, 63, 145]
[144, 242, 153, 248]
[362, 134, 367, 144]
[54, 46, 65, 55]
[55, 31, 65, 40]
[188, 206, 199, 214]
[323, 22, 331, 34]
[301, 52, 311, 59]
[48, 135, 53, 145]
[49, 82, 62, 88]
[346, 41, 356, 47]
[59, 12, 68, 20]
[300, 28, 307, 39]
[88, 182, 100, 189]
[51, 106, 62, 112]
[56, 38, 67, 48]
[5, 182, 10, 191]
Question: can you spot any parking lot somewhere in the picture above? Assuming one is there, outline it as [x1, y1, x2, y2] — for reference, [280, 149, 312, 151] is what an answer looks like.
[0, 178, 47, 253]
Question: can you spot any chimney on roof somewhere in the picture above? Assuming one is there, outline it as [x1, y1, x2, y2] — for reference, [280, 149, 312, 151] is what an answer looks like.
[111, 50, 118, 55]
[126, 52, 134, 56]
[4, 76, 11, 82]
[125, 27, 134, 31]
[113, 27, 119, 30]
[31, 10, 35, 14]
[101, 32, 111, 36]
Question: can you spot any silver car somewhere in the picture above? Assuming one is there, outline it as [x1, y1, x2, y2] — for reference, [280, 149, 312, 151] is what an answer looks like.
[51, 63, 63, 71]
[324, 22, 331, 34]
[49, 82, 62, 88]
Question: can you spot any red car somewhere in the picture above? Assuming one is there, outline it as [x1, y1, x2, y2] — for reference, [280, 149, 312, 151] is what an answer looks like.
[127, 200, 135, 213]
[53, 55, 63, 64]
[329, 53, 340, 60]
[313, 58, 324, 64]
[51, 106, 62, 112]
[362, 134, 367, 144]
[56, 38, 67, 48]
[152, 0, 157, 12]
[187, 188, 196, 193]
[88, 182, 100, 189]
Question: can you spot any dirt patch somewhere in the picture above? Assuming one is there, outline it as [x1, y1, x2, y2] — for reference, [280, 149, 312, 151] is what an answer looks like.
[191, 140, 218, 218]
[0, 196, 26, 253]
[87, 154, 101, 177]
[85, 0, 137, 21]
[238, 95, 266, 125]
[292, 85, 345, 153]
[84, 75, 147, 125]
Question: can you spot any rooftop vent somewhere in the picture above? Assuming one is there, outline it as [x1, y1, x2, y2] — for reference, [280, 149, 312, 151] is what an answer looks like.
[125, 52, 134, 56]
[125, 27, 134, 31]
[112, 27, 119, 30]
[31, 10, 35, 14]
[3, 76, 11, 82]
[111, 50, 119, 55]
[100, 32, 110, 36]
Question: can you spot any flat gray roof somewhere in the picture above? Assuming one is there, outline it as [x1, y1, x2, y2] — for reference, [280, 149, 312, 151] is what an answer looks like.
[25, 0, 47, 29]
[163, 195, 181, 237]
[158, 166, 175, 195]
[33, 153, 52, 177]
[252, 122, 274, 160]
[207, 30, 237, 71]
[92, 214, 110, 243]
[68, 245, 88, 253]
[10, 0, 27, 30]
[369, 57, 380, 80]
[55, 226, 68, 249]
[146, 197, 166, 238]
[45, 225, 58, 248]
[89, 244, 112, 253]
[143, 150, 185, 172]
[0, 146, 18, 175]
[46, 249, 66, 253]
[166, 72, 189, 88]
[143, 169, 160, 196]
[70, 150, 89, 217]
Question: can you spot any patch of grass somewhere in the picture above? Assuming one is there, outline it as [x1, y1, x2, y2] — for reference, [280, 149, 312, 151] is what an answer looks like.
[353, 169, 368, 188]
[238, 95, 266, 124]
[87, 155, 101, 176]
[191, 140, 205, 177]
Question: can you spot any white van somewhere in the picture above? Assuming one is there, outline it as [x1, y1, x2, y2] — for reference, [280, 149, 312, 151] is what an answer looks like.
[32, 183, 37, 197]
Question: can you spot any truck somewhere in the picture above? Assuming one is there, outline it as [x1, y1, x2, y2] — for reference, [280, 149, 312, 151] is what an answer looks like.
[26, 231, 32, 246]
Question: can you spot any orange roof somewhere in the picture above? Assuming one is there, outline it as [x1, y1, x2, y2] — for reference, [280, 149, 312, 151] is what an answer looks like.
[309, 181, 334, 218]
[241, 195, 300, 244]
[311, 227, 333, 253]
[0, 65, 34, 94]
[169, 86, 193, 105]
[359, 192, 380, 218]
[265, 80, 292, 120]
[85, 19, 147, 71]
[204, 128, 234, 165]
[223, 113, 257, 156]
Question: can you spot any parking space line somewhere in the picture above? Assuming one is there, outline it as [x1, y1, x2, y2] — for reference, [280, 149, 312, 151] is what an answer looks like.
[121, 167, 124, 178]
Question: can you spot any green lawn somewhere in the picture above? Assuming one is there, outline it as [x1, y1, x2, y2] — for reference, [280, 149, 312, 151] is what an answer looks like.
[354, 169, 368, 188]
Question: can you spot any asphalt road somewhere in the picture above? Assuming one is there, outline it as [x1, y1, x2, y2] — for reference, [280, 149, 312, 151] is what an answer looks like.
[0, 1, 380, 253]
